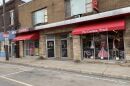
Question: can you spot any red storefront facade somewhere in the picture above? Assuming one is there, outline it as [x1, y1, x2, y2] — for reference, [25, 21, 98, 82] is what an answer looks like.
[34, 7, 130, 62]
[17, 0, 130, 62]
[72, 19, 125, 61]
[14, 31, 40, 57]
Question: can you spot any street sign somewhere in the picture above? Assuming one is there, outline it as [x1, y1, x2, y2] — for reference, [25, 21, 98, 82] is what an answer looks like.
[3, 32, 9, 38]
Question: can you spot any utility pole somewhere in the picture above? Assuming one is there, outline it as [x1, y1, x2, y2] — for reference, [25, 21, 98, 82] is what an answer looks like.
[3, 0, 9, 61]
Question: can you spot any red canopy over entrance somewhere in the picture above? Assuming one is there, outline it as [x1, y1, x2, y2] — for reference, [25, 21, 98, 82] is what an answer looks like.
[72, 19, 125, 35]
[13, 32, 39, 41]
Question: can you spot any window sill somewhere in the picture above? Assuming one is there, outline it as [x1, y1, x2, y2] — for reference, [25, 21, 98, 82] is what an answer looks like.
[65, 11, 96, 20]
[33, 22, 48, 27]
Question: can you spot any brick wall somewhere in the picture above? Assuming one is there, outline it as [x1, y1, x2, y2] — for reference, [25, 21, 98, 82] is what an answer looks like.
[0, 0, 23, 32]
[18, 0, 65, 28]
[124, 17, 130, 60]
[99, 0, 130, 12]
[18, 0, 130, 29]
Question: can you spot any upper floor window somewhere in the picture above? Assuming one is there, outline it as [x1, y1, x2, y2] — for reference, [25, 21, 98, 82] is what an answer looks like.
[10, 10, 14, 25]
[65, 0, 93, 17]
[32, 8, 48, 26]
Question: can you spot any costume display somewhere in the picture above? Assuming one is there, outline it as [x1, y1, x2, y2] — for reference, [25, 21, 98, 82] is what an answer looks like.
[90, 40, 94, 59]
[98, 41, 108, 59]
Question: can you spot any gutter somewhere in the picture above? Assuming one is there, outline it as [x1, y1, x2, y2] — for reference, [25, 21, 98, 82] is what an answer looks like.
[34, 7, 130, 30]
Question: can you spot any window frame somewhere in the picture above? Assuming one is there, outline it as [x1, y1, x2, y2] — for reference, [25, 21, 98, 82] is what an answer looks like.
[85, 0, 93, 13]
[32, 8, 48, 26]
[65, 0, 93, 17]
[10, 10, 14, 25]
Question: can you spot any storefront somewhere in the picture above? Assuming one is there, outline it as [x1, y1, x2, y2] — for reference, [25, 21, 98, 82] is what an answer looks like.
[14, 32, 39, 57]
[72, 19, 125, 61]
[0, 32, 16, 57]
[44, 33, 72, 59]
[46, 34, 68, 58]
[24, 40, 39, 56]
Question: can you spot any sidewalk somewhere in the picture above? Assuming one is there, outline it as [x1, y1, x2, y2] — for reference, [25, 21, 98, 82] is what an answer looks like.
[0, 57, 130, 80]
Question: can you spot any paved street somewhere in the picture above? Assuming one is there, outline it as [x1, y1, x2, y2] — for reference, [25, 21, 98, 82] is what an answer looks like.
[0, 63, 129, 86]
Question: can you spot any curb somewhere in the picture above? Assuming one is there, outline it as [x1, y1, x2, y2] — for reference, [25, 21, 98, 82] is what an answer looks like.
[0, 61, 130, 80]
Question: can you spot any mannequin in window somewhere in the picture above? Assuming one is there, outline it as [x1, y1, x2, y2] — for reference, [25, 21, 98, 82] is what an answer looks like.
[113, 37, 120, 60]
[90, 40, 94, 59]
[98, 41, 108, 59]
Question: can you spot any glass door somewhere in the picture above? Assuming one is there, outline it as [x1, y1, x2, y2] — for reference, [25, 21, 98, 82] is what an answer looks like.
[47, 40, 55, 57]
[61, 39, 68, 57]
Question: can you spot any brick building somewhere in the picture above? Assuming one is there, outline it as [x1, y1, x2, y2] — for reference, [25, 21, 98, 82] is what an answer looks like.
[15, 0, 130, 62]
[0, 0, 24, 57]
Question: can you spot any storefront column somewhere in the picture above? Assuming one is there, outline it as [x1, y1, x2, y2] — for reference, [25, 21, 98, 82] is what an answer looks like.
[68, 38, 73, 60]
[55, 34, 61, 60]
[124, 17, 130, 61]
[72, 35, 82, 61]
[19, 41, 24, 57]
[39, 32, 47, 58]
[124, 37, 130, 61]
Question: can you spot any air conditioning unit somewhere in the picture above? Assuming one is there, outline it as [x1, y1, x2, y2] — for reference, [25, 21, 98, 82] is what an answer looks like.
[73, 14, 82, 18]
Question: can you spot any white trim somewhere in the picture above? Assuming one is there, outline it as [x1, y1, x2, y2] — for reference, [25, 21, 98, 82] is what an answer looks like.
[35, 7, 130, 30]
[123, 32, 126, 61]
[46, 35, 55, 58]
[107, 32, 110, 60]
[61, 38, 68, 58]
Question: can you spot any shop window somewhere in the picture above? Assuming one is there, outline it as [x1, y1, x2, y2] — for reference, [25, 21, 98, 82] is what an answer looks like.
[24, 40, 35, 56]
[81, 31, 124, 61]
[108, 31, 124, 60]
[32, 8, 48, 26]
[82, 34, 94, 59]
[65, 0, 93, 17]
[94, 33, 109, 60]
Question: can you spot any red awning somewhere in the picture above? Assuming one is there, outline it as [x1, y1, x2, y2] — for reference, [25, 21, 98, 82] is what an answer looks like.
[13, 33, 39, 41]
[72, 19, 125, 35]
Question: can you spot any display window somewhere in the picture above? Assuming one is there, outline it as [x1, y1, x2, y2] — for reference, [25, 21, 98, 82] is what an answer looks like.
[82, 31, 124, 60]
[82, 34, 94, 59]
[94, 33, 109, 60]
[108, 31, 124, 60]
[24, 40, 39, 56]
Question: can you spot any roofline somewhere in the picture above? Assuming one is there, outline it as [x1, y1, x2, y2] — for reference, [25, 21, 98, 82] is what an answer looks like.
[34, 7, 130, 30]
[0, 0, 25, 9]
[18, 0, 33, 7]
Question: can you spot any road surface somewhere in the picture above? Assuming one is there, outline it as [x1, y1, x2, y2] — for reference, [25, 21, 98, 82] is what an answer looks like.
[0, 63, 129, 86]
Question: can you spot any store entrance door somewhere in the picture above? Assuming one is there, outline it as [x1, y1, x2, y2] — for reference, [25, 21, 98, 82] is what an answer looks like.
[47, 40, 55, 57]
[61, 39, 68, 57]
[25, 41, 35, 56]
